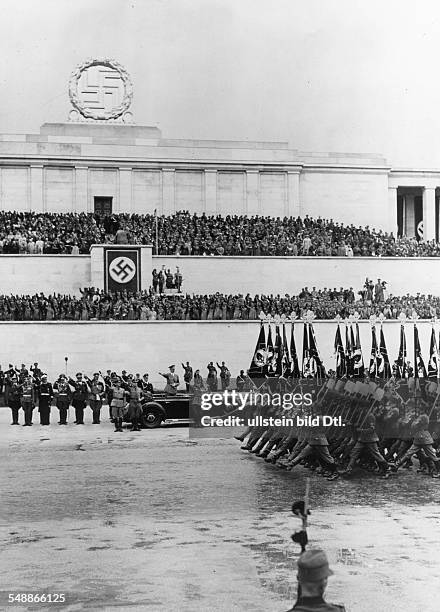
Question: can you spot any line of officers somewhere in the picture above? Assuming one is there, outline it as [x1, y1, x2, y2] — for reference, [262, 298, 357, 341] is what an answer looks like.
[1, 364, 154, 430]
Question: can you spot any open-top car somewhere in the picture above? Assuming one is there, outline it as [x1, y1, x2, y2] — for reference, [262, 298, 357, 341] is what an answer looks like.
[139, 392, 193, 428]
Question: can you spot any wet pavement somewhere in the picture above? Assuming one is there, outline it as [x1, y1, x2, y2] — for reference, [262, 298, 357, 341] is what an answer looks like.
[0, 409, 439, 611]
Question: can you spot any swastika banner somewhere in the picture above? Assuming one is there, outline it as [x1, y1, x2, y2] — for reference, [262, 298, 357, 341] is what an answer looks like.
[104, 248, 141, 292]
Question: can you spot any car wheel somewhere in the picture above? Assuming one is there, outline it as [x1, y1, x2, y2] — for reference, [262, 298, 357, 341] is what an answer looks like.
[143, 406, 163, 429]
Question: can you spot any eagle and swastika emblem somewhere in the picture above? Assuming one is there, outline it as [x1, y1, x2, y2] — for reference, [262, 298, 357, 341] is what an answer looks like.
[109, 256, 136, 284]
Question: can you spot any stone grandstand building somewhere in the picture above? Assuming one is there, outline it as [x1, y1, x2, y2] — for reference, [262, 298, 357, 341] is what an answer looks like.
[0, 59, 438, 241]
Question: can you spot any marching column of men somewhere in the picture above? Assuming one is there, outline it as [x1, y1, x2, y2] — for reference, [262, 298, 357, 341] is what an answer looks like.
[235, 377, 440, 480]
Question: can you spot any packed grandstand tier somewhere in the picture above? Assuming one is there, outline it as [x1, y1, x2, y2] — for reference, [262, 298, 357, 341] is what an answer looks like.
[0, 285, 439, 320]
[1, 210, 440, 256]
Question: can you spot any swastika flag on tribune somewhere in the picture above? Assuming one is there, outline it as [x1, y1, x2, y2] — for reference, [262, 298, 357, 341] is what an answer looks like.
[104, 248, 141, 292]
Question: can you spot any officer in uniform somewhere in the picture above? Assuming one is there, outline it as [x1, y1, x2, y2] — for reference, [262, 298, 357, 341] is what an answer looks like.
[87, 372, 105, 424]
[141, 374, 154, 398]
[8, 375, 22, 425]
[37, 373, 54, 425]
[110, 378, 127, 432]
[21, 376, 36, 426]
[159, 365, 179, 395]
[4, 364, 16, 406]
[285, 549, 345, 611]
[53, 374, 71, 425]
[126, 380, 143, 431]
[69, 373, 90, 425]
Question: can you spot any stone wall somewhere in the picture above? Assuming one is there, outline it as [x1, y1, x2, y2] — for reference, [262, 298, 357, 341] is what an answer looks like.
[0, 320, 433, 389]
[0, 254, 439, 297]
[154, 256, 440, 297]
[0, 255, 90, 294]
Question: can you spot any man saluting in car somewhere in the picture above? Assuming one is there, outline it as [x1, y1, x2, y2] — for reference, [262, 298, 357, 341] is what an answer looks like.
[159, 365, 180, 395]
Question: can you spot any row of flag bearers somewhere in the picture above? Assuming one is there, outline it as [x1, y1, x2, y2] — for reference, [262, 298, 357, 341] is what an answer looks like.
[248, 318, 440, 383]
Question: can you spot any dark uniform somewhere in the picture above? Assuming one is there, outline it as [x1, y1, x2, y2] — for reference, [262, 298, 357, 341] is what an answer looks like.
[37, 377, 54, 425]
[126, 383, 143, 431]
[182, 363, 193, 392]
[69, 375, 90, 424]
[21, 379, 36, 426]
[88, 376, 105, 424]
[53, 377, 71, 424]
[286, 549, 345, 612]
[8, 379, 22, 425]
[217, 362, 231, 391]
[344, 413, 390, 475]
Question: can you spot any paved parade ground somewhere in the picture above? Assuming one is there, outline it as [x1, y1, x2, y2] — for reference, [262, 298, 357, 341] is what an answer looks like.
[0, 410, 439, 612]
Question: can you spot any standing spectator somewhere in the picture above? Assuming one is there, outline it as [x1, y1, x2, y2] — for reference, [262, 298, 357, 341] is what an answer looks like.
[175, 266, 183, 292]
[152, 269, 159, 293]
[375, 278, 384, 303]
[182, 362, 193, 391]
[217, 361, 231, 391]
[158, 268, 165, 294]
[206, 362, 218, 392]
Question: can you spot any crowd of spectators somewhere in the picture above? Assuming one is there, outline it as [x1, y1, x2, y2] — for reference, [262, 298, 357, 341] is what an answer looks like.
[2, 210, 440, 256]
[0, 284, 439, 321]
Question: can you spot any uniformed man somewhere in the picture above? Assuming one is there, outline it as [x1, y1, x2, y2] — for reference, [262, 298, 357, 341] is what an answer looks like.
[69, 373, 90, 425]
[87, 372, 105, 424]
[391, 414, 440, 478]
[341, 413, 391, 478]
[182, 362, 193, 391]
[8, 375, 22, 425]
[53, 374, 71, 425]
[159, 365, 179, 395]
[4, 364, 16, 405]
[285, 549, 345, 611]
[236, 370, 246, 392]
[21, 376, 36, 426]
[126, 380, 143, 431]
[37, 374, 53, 425]
[18, 363, 29, 383]
[110, 378, 127, 432]
[30, 362, 43, 382]
[286, 415, 339, 481]
[141, 374, 154, 398]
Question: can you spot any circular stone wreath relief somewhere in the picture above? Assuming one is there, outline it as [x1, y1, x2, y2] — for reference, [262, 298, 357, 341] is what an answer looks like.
[68, 58, 133, 120]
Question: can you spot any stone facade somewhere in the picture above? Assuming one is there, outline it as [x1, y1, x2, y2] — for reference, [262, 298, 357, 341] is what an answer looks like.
[2, 122, 440, 238]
